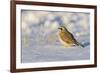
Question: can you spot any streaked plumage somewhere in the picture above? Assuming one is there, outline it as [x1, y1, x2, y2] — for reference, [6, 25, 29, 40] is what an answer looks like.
[58, 26, 84, 47]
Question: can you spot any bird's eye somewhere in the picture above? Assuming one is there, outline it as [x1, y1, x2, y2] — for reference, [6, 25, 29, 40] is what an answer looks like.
[60, 28, 63, 30]
[58, 27, 62, 30]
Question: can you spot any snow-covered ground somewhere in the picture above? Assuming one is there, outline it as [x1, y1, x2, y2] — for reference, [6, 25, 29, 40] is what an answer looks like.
[21, 43, 90, 63]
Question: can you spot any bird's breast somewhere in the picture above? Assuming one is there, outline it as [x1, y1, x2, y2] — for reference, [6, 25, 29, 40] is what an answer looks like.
[58, 32, 70, 47]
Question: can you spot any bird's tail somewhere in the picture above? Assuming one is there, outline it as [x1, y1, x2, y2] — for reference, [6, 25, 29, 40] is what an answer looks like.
[79, 43, 84, 48]
[76, 42, 84, 48]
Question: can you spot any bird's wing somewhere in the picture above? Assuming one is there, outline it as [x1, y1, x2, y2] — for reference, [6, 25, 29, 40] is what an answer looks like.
[65, 31, 79, 44]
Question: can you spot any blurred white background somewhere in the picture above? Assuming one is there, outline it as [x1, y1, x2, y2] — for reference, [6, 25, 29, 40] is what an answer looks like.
[0, 0, 99, 73]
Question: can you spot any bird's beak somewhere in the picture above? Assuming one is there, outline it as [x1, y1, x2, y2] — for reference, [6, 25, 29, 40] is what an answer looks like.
[58, 27, 62, 30]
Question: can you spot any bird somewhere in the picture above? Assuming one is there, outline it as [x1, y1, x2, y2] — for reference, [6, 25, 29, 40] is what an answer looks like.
[58, 26, 84, 48]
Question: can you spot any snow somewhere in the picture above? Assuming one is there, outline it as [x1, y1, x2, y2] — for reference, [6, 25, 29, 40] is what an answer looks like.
[21, 43, 90, 63]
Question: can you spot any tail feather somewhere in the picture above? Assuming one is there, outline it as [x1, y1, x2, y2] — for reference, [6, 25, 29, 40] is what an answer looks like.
[75, 41, 84, 48]
[78, 43, 84, 48]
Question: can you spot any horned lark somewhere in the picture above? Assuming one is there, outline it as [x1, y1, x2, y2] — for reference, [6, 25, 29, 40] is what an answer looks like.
[58, 26, 84, 47]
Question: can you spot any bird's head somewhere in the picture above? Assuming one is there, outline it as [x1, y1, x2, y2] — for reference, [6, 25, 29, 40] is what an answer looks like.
[58, 26, 68, 32]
